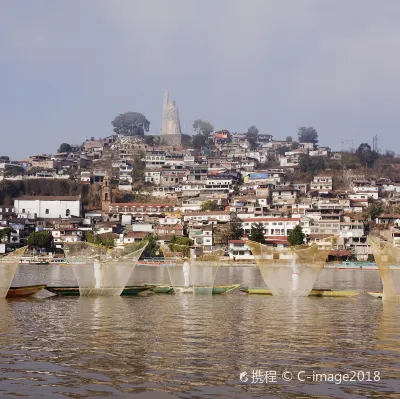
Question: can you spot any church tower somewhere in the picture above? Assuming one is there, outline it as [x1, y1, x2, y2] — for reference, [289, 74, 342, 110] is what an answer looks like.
[101, 174, 111, 215]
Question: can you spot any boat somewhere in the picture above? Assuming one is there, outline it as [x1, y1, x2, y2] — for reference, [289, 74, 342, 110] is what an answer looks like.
[19, 256, 50, 265]
[6, 285, 46, 298]
[143, 284, 240, 294]
[325, 261, 378, 270]
[367, 292, 383, 299]
[240, 287, 359, 297]
[45, 286, 154, 296]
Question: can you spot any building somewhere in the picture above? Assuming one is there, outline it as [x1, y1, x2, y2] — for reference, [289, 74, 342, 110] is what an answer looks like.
[161, 91, 182, 146]
[14, 196, 81, 219]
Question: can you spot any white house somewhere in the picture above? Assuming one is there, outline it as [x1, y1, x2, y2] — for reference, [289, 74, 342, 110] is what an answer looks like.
[14, 196, 81, 219]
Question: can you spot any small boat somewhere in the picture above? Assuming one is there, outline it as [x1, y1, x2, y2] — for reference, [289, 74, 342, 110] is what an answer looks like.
[368, 292, 383, 299]
[143, 284, 240, 294]
[240, 287, 359, 297]
[325, 261, 378, 270]
[7, 285, 46, 298]
[45, 286, 154, 296]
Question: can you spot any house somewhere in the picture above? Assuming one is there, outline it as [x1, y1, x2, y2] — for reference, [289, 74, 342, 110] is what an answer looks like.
[188, 225, 213, 250]
[241, 217, 300, 239]
[228, 240, 253, 261]
[311, 176, 333, 194]
[14, 196, 81, 219]
[183, 211, 231, 225]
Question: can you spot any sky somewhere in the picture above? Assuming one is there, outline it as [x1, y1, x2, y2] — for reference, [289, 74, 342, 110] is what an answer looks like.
[1, 0, 400, 160]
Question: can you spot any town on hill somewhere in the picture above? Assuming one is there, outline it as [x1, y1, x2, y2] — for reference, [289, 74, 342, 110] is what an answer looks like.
[1, 92, 400, 261]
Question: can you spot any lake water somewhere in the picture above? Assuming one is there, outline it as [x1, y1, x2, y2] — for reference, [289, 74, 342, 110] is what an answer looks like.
[1, 266, 399, 398]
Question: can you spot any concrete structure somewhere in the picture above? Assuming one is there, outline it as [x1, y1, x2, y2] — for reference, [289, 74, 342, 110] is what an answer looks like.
[14, 196, 81, 219]
[161, 91, 182, 146]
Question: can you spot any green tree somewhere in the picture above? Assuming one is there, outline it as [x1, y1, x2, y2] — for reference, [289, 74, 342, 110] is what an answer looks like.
[287, 225, 305, 246]
[298, 126, 318, 144]
[247, 125, 259, 150]
[200, 200, 219, 211]
[0, 227, 16, 242]
[214, 216, 244, 246]
[27, 231, 53, 249]
[248, 223, 266, 244]
[142, 233, 161, 257]
[286, 136, 293, 142]
[193, 119, 214, 136]
[356, 143, 378, 168]
[169, 236, 193, 257]
[291, 141, 300, 150]
[96, 233, 116, 248]
[111, 112, 150, 137]
[363, 201, 383, 221]
[58, 143, 72, 153]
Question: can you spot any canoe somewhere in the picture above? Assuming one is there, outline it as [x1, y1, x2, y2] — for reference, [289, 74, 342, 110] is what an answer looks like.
[45, 286, 154, 296]
[143, 284, 240, 294]
[368, 292, 383, 299]
[7, 285, 46, 298]
[240, 287, 359, 297]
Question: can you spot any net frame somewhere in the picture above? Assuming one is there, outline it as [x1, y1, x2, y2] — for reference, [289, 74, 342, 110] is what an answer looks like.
[64, 241, 148, 296]
[368, 236, 400, 302]
[164, 250, 223, 294]
[247, 239, 334, 297]
[0, 247, 26, 298]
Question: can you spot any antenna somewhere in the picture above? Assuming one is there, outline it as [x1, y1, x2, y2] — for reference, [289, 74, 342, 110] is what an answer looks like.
[372, 135, 378, 152]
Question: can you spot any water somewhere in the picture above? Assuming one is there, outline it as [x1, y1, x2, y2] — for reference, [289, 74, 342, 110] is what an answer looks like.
[1, 266, 399, 398]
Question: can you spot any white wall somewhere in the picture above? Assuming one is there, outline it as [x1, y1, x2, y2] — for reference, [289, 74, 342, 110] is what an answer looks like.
[14, 199, 81, 218]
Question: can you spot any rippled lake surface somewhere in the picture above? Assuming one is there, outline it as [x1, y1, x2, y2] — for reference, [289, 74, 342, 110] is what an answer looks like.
[1, 266, 399, 398]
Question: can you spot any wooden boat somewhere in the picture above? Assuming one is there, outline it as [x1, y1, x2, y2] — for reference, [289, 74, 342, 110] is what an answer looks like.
[6, 285, 46, 298]
[240, 287, 359, 297]
[45, 286, 154, 296]
[367, 292, 383, 299]
[143, 284, 240, 294]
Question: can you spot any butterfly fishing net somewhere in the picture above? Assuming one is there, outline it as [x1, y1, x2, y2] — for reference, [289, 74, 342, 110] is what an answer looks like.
[64, 241, 148, 296]
[247, 240, 333, 297]
[368, 237, 400, 302]
[0, 247, 26, 298]
[164, 250, 223, 294]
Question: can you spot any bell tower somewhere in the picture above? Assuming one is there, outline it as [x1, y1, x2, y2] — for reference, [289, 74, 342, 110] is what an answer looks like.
[101, 174, 111, 215]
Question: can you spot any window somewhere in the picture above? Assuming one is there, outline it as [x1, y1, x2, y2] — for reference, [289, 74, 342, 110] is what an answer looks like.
[66, 209, 70, 216]
[45, 209, 49, 214]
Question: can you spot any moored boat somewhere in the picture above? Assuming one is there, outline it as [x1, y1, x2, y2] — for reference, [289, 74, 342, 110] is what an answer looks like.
[46, 286, 154, 296]
[7, 285, 46, 298]
[325, 261, 378, 270]
[143, 284, 240, 294]
[367, 292, 383, 299]
[240, 287, 359, 297]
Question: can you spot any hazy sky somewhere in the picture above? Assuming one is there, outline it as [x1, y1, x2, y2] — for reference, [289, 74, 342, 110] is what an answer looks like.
[1, 0, 400, 160]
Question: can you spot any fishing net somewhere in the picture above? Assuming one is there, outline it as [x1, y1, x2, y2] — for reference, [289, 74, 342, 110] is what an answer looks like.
[64, 241, 148, 296]
[0, 247, 26, 298]
[165, 251, 223, 294]
[247, 240, 333, 297]
[368, 237, 400, 302]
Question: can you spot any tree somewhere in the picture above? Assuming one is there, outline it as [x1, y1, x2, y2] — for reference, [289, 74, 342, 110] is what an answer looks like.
[287, 225, 305, 246]
[277, 146, 291, 156]
[356, 143, 378, 168]
[142, 233, 161, 258]
[193, 119, 214, 136]
[247, 125, 259, 150]
[0, 227, 16, 243]
[291, 141, 300, 150]
[27, 231, 53, 249]
[363, 201, 383, 221]
[96, 233, 116, 248]
[111, 112, 150, 137]
[298, 126, 318, 144]
[58, 143, 72, 153]
[286, 136, 293, 142]
[385, 150, 395, 158]
[192, 133, 209, 150]
[214, 215, 243, 245]
[200, 200, 219, 211]
[248, 223, 266, 244]
[169, 236, 193, 257]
